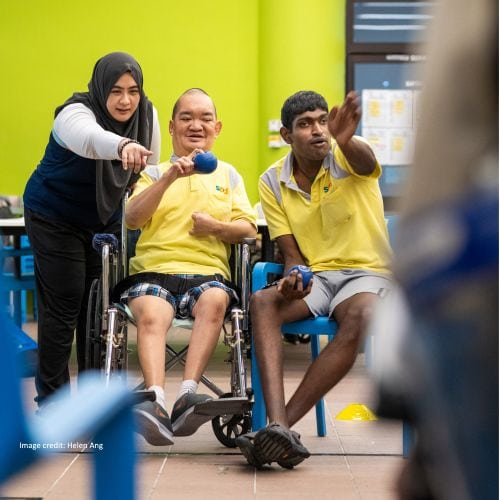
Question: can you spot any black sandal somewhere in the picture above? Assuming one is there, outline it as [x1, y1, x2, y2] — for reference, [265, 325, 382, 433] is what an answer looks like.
[254, 422, 310, 468]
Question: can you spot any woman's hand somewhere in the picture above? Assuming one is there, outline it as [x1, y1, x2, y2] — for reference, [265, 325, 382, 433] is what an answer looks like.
[120, 140, 153, 173]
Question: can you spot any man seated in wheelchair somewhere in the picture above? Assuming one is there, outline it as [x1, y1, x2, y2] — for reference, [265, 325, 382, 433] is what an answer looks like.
[121, 88, 256, 445]
[236, 91, 392, 468]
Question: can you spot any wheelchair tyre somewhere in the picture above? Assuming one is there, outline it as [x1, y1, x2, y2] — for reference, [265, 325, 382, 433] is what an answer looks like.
[211, 393, 252, 448]
[85, 277, 104, 370]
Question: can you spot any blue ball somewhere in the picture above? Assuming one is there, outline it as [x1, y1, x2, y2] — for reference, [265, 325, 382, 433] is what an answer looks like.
[194, 151, 218, 174]
[287, 265, 313, 289]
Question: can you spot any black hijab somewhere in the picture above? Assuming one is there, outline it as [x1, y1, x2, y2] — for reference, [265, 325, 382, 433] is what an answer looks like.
[55, 52, 153, 224]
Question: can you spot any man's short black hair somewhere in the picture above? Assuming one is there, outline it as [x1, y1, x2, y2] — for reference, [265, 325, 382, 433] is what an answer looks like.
[281, 91, 328, 130]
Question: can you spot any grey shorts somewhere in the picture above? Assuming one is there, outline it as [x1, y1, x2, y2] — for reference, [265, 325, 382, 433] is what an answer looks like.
[303, 269, 392, 318]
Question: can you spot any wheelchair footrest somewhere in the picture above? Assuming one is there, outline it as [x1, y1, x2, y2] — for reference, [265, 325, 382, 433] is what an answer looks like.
[194, 397, 252, 416]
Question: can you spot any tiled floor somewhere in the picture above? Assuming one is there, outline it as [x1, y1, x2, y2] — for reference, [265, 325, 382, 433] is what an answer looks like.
[2, 324, 405, 499]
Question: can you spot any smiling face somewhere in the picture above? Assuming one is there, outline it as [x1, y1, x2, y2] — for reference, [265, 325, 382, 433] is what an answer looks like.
[105, 72, 140, 122]
[169, 90, 222, 156]
[281, 108, 331, 162]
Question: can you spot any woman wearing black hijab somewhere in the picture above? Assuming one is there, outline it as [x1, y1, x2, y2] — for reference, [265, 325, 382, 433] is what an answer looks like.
[23, 52, 161, 406]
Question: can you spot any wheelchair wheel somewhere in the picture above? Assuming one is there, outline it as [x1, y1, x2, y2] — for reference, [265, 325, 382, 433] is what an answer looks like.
[85, 277, 104, 370]
[211, 393, 251, 448]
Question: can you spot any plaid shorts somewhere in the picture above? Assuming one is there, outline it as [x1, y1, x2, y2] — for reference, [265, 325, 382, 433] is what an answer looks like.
[120, 274, 238, 320]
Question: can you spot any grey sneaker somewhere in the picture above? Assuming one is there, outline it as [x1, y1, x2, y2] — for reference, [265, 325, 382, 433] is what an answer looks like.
[134, 401, 174, 446]
[171, 393, 214, 436]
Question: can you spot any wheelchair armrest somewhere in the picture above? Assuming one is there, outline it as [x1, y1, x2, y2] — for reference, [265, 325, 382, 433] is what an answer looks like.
[240, 237, 256, 246]
[252, 261, 284, 292]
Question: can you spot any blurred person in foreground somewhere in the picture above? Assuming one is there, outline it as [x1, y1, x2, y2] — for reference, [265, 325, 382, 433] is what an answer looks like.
[370, 0, 498, 498]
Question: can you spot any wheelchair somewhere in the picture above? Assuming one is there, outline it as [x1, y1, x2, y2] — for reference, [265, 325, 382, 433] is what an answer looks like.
[84, 197, 255, 448]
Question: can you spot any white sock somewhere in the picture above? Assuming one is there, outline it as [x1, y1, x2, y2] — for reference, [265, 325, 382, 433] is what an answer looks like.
[177, 379, 198, 400]
[148, 385, 167, 411]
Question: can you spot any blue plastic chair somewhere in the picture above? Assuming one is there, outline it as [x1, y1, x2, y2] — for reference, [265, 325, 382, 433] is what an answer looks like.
[251, 261, 337, 437]
[0, 309, 138, 500]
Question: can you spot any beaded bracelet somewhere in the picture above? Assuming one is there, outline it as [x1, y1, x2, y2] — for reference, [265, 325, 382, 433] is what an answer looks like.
[118, 139, 139, 157]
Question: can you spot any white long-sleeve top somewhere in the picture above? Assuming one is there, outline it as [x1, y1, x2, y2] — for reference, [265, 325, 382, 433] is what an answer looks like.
[52, 102, 161, 163]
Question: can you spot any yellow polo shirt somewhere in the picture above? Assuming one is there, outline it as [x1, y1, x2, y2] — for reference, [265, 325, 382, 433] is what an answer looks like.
[259, 140, 392, 274]
[128, 158, 256, 279]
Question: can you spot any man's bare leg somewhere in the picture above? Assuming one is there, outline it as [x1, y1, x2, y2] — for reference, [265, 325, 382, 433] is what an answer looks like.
[183, 287, 229, 382]
[286, 292, 378, 427]
[129, 295, 175, 388]
[250, 286, 311, 427]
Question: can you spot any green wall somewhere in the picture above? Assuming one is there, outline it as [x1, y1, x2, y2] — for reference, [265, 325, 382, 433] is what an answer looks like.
[0, 0, 345, 205]
[258, 0, 346, 174]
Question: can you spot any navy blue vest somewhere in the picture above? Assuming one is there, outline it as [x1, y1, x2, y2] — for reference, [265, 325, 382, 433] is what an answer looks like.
[23, 133, 120, 229]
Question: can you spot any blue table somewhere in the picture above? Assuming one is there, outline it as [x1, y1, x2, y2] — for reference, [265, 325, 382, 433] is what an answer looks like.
[1, 217, 36, 326]
[1, 217, 38, 376]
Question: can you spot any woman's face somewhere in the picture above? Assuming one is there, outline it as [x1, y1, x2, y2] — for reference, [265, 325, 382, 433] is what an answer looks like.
[106, 72, 140, 122]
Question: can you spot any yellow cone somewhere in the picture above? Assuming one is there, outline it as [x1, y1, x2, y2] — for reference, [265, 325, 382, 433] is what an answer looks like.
[335, 403, 378, 421]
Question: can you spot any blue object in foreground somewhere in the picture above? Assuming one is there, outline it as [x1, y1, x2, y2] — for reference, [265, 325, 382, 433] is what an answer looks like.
[0, 310, 137, 499]
[4, 320, 37, 377]
[194, 151, 218, 174]
[288, 265, 313, 288]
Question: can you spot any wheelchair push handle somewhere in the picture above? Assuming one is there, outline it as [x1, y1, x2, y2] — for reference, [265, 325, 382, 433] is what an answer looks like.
[92, 234, 120, 254]
[241, 237, 256, 246]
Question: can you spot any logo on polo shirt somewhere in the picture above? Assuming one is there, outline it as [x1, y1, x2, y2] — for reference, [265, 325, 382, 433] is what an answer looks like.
[216, 185, 229, 194]
[323, 181, 333, 193]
